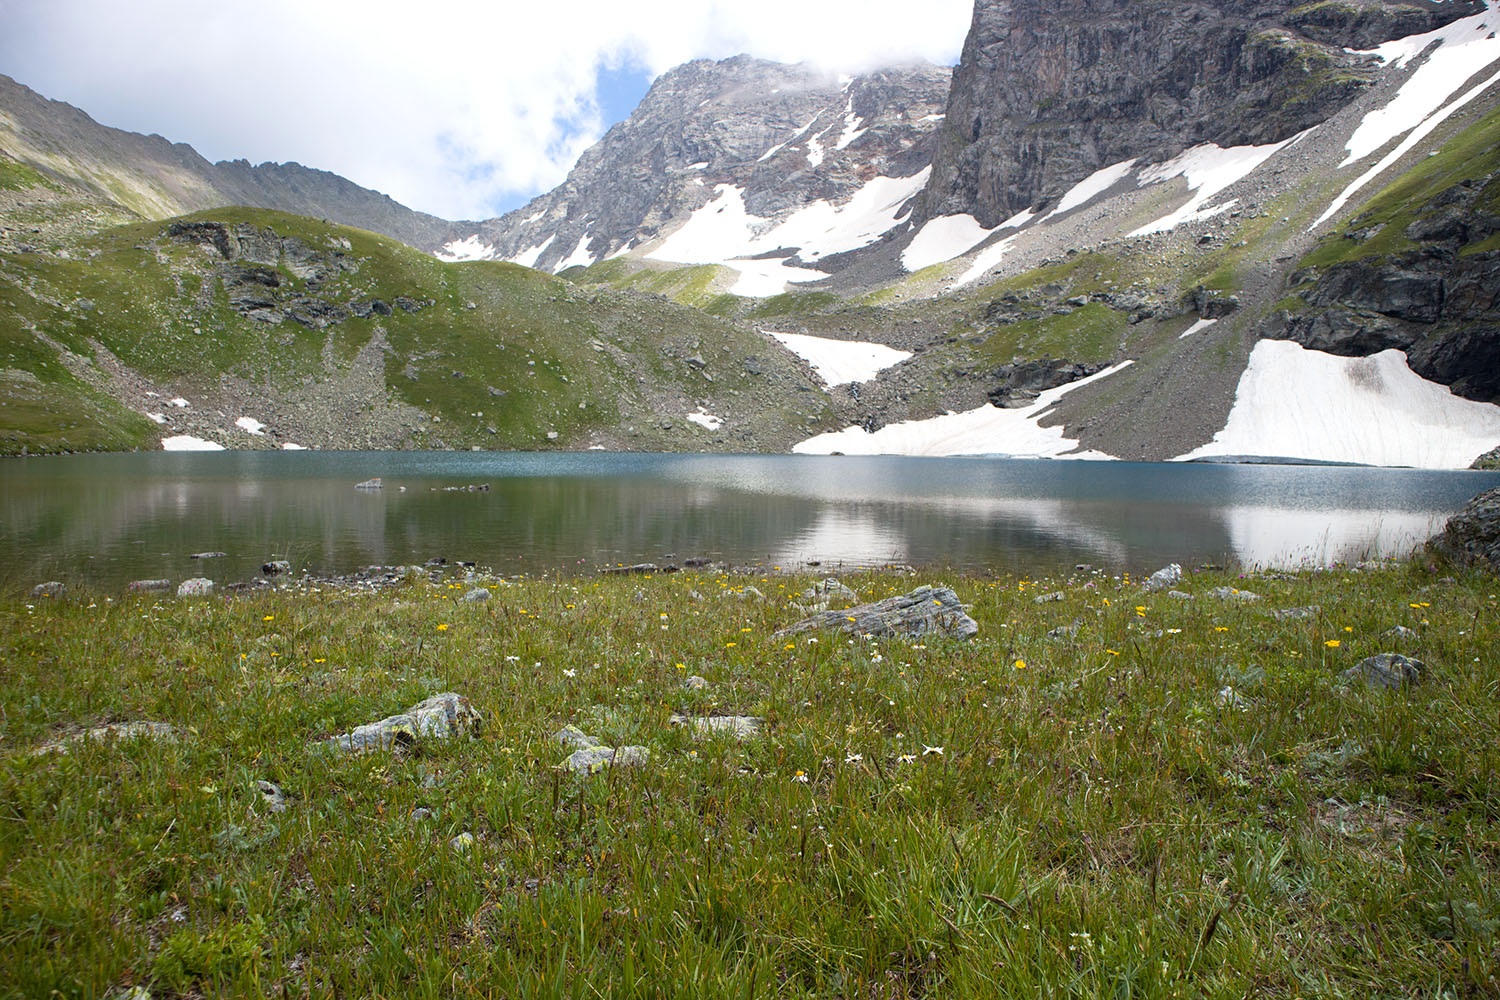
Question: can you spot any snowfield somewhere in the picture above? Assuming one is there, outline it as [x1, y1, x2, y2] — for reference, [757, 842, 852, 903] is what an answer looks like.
[234, 416, 266, 435]
[901, 214, 994, 272]
[161, 435, 224, 452]
[793, 362, 1132, 457]
[767, 331, 912, 386]
[507, 235, 555, 268]
[1176, 340, 1500, 468]
[436, 235, 495, 262]
[1131, 138, 1297, 236]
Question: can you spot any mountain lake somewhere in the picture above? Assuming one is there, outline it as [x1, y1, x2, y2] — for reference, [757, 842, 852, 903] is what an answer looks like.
[2, 451, 1497, 591]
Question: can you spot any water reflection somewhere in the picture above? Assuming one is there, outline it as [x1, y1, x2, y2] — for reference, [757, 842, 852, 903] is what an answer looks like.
[1, 452, 1494, 590]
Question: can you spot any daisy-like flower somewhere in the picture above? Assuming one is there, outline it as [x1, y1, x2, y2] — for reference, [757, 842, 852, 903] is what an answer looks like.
[563, 668, 576, 678]
[844, 752, 863, 764]
[793, 770, 809, 783]
[922, 745, 944, 756]
[898, 754, 917, 764]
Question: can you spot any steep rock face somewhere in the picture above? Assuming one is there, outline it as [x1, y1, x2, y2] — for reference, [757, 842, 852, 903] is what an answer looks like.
[454, 56, 950, 272]
[917, 0, 1485, 227]
[1279, 172, 1500, 402]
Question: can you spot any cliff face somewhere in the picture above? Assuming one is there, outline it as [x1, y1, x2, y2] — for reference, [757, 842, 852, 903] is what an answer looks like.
[453, 57, 951, 271]
[917, 0, 1486, 227]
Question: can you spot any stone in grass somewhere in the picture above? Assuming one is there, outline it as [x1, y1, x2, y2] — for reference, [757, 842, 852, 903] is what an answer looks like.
[255, 780, 289, 813]
[1166, 590, 1194, 601]
[1143, 564, 1182, 592]
[1032, 591, 1064, 604]
[1342, 652, 1427, 690]
[461, 587, 491, 603]
[323, 692, 482, 752]
[34, 720, 181, 755]
[798, 578, 859, 610]
[565, 745, 651, 774]
[773, 584, 978, 641]
[450, 832, 476, 853]
[684, 674, 710, 691]
[669, 714, 763, 739]
[177, 577, 214, 597]
[555, 724, 604, 750]
[29, 581, 65, 599]
[1272, 606, 1321, 621]
[1206, 586, 1261, 602]
[410, 807, 433, 823]
[129, 578, 172, 593]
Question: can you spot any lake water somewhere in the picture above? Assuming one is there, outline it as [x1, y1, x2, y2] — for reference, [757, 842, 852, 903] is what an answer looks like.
[2, 452, 1496, 591]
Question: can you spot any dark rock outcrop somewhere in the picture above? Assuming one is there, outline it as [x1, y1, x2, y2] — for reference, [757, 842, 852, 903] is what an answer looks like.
[1429, 486, 1500, 572]
[916, 0, 1477, 227]
[986, 357, 1108, 407]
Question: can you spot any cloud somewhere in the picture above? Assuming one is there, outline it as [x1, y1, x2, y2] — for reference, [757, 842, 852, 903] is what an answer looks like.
[0, 0, 972, 220]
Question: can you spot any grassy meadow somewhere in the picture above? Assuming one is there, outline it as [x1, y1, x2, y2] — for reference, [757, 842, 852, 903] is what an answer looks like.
[1, 560, 1498, 998]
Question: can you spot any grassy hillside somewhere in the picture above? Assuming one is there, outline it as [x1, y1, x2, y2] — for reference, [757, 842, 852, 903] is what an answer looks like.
[0, 209, 834, 454]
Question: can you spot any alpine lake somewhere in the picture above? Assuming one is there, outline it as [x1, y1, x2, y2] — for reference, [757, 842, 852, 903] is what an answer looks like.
[3, 451, 1497, 591]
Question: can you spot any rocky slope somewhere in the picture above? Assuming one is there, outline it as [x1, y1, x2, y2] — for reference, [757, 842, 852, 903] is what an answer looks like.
[441, 57, 951, 280]
[0, 74, 457, 251]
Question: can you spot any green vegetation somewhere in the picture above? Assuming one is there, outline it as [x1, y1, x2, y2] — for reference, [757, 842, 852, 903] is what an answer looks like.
[977, 303, 1129, 366]
[0, 155, 55, 192]
[3, 560, 1498, 997]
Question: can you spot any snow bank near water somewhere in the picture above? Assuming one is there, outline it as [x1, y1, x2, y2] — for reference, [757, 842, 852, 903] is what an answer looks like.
[1176, 340, 1500, 468]
[793, 362, 1132, 457]
[768, 331, 911, 386]
[161, 435, 224, 452]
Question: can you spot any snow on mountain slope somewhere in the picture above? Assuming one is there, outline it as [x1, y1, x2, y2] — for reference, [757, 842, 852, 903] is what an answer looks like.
[793, 363, 1132, 457]
[767, 332, 912, 386]
[1130, 137, 1299, 235]
[1176, 341, 1500, 468]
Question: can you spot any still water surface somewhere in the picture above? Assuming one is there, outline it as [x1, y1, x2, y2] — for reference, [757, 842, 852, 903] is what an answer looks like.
[2, 452, 1496, 590]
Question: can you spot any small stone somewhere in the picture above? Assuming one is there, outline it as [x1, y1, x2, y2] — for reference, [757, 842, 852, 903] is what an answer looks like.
[189, 551, 226, 560]
[323, 692, 482, 752]
[684, 674, 710, 691]
[1206, 586, 1261, 602]
[670, 714, 763, 739]
[1073, 563, 1093, 572]
[1382, 625, 1419, 640]
[461, 588, 491, 603]
[176, 577, 214, 597]
[128, 578, 172, 592]
[1143, 564, 1182, 592]
[1166, 590, 1193, 600]
[1342, 652, 1427, 690]
[555, 725, 604, 750]
[262, 560, 291, 576]
[1032, 591, 1064, 604]
[29, 581, 65, 599]
[1216, 686, 1246, 710]
[1272, 606, 1320, 621]
[565, 745, 650, 774]
[450, 832, 476, 852]
[799, 578, 859, 609]
[255, 780, 288, 813]
[410, 807, 433, 823]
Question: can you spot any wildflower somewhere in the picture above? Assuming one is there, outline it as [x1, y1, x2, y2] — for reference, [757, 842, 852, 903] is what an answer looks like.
[922, 745, 944, 756]
[436, 623, 449, 631]
[1215, 626, 1229, 632]
[563, 668, 576, 678]
[1135, 606, 1146, 613]
[726, 642, 737, 647]
[784, 643, 795, 650]
[505, 655, 520, 661]
[793, 770, 808, 783]
[898, 754, 916, 764]
[1106, 649, 1119, 656]
[660, 613, 668, 619]
[1166, 628, 1182, 634]
[740, 627, 751, 632]
[1014, 659, 1026, 669]
[263, 615, 274, 622]
[844, 753, 863, 764]
[313, 657, 326, 663]
[1324, 639, 1341, 648]
[1343, 626, 1353, 632]
[675, 662, 686, 670]
[807, 637, 818, 644]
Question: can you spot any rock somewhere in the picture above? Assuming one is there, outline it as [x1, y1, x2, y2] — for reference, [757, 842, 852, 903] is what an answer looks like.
[1216, 686, 1246, 710]
[1206, 586, 1261, 602]
[323, 692, 482, 752]
[189, 551, 226, 560]
[262, 560, 291, 576]
[34, 720, 180, 755]
[1428, 487, 1500, 572]
[461, 588, 491, 603]
[1272, 606, 1320, 621]
[600, 563, 677, 575]
[1032, 591, 1064, 604]
[669, 714, 763, 739]
[450, 832, 476, 852]
[176, 578, 214, 597]
[1382, 625, 1419, 641]
[565, 745, 651, 774]
[773, 584, 978, 641]
[555, 724, 604, 750]
[29, 581, 65, 599]
[355, 477, 383, 490]
[1191, 286, 1239, 319]
[1166, 590, 1193, 601]
[800, 578, 859, 608]
[1342, 652, 1426, 690]
[410, 807, 433, 822]
[684, 674, 710, 691]
[1046, 622, 1080, 639]
[255, 780, 288, 812]
[1143, 564, 1182, 592]
[1471, 446, 1500, 471]
[128, 579, 172, 593]
[986, 358, 1108, 407]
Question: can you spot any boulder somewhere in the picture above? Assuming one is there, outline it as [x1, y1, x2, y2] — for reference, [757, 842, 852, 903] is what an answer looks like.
[1471, 446, 1500, 471]
[1342, 653, 1426, 690]
[669, 714, 763, 739]
[262, 560, 291, 576]
[1143, 564, 1182, 592]
[255, 780, 289, 812]
[565, 745, 651, 774]
[1428, 487, 1500, 572]
[774, 584, 978, 641]
[797, 577, 859, 610]
[128, 579, 172, 593]
[1206, 586, 1261, 602]
[461, 588, 491, 603]
[177, 578, 214, 597]
[323, 692, 482, 752]
[29, 581, 65, 599]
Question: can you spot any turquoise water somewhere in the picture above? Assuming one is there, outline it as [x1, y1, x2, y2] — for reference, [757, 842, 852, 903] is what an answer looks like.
[2, 451, 1495, 590]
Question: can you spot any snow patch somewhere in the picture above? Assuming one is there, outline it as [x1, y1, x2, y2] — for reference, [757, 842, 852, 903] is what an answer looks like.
[686, 161, 709, 170]
[1314, 63, 1500, 230]
[281, 442, 306, 450]
[767, 331, 913, 386]
[161, 435, 223, 452]
[167, 397, 189, 408]
[686, 408, 724, 431]
[606, 242, 633, 261]
[901, 214, 995, 272]
[146, 412, 166, 424]
[758, 117, 818, 163]
[917, 113, 945, 122]
[522, 210, 545, 225]
[1046, 159, 1138, 219]
[1343, 4, 1500, 167]
[834, 95, 867, 150]
[1130, 138, 1296, 236]
[554, 234, 596, 272]
[793, 362, 1133, 457]
[805, 128, 828, 168]
[953, 234, 1019, 289]
[1176, 340, 1500, 468]
[235, 416, 266, 436]
[507, 234, 555, 269]
[436, 235, 495, 262]
[1180, 318, 1217, 339]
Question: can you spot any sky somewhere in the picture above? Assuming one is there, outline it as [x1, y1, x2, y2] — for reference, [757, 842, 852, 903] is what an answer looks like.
[0, 0, 973, 221]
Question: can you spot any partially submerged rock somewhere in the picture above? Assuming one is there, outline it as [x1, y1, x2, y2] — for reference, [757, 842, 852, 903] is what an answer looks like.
[600, 563, 676, 575]
[190, 551, 226, 560]
[323, 692, 482, 752]
[773, 584, 978, 641]
[1429, 486, 1500, 572]
[1143, 564, 1182, 592]
[1342, 652, 1427, 690]
[262, 560, 291, 576]
[177, 577, 214, 597]
[669, 714, 763, 739]
[355, 477, 383, 490]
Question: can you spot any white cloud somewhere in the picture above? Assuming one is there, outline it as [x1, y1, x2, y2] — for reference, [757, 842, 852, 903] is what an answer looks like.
[0, 0, 971, 220]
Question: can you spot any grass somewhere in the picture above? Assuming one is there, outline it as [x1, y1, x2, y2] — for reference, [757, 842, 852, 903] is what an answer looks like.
[3, 559, 1498, 997]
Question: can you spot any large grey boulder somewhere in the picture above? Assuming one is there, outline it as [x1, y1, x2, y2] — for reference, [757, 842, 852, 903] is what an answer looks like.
[774, 584, 978, 641]
[177, 578, 214, 597]
[1143, 564, 1182, 592]
[323, 692, 482, 752]
[669, 714, 763, 739]
[1342, 653, 1427, 690]
[1429, 487, 1500, 572]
